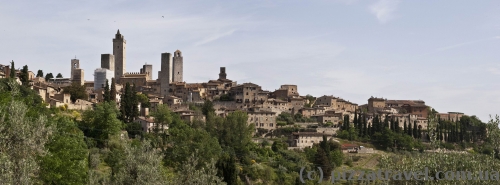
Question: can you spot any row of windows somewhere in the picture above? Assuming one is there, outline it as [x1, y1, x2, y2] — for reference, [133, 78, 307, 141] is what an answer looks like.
[255, 123, 274, 127]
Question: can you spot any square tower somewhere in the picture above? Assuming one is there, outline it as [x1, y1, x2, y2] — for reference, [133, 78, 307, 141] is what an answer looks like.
[219, 67, 227, 80]
[141, 64, 153, 80]
[172, 50, 183, 82]
[160, 52, 172, 97]
[101, 54, 115, 71]
[113, 29, 126, 82]
[71, 59, 80, 80]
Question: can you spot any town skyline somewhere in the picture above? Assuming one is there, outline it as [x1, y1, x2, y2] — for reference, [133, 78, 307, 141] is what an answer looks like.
[1, 0, 499, 121]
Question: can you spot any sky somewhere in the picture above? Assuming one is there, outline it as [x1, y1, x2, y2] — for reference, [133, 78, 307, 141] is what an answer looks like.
[1, 0, 499, 122]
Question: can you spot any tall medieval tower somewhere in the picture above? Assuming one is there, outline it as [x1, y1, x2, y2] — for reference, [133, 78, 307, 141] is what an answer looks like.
[159, 52, 172, 97]
[172, 50, 183, 82]
[71, 59, 80, 79]
[113, 29, 126, 81]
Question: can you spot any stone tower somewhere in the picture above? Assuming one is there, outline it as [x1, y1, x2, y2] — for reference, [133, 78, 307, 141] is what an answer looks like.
[101, 54, 115, 71]
[219, 67, 227, 80]
[159, 52, 172, 97]
[71, 59, 80, 80]
[172, 50, 183, 82]
[141, 64, 153, 80]
[113, 29, 126, 81]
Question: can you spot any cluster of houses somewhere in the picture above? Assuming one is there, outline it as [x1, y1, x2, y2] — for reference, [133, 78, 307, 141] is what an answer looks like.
[1, 30, 467, 150]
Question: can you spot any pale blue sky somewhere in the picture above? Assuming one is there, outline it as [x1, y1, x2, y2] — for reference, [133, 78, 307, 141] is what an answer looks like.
[1, 0, 499, 121]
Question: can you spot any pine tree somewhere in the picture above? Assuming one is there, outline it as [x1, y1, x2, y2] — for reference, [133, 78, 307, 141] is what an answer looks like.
[45, 73, 54, 81]
[9, 60, 15, 78]
[110, 78, 117, 102]
[103, 79, 110, 102]
[56, 73, 63, 78]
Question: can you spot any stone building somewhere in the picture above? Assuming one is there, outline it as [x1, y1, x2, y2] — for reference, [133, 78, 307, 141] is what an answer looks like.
[172, 50, 183, 82]
[438, 112, 464, 122]
[289, 132, 334, 149]
[113, 30, 126, 81]
[229, 82, 262, 107]
[140, 64, 153, 80]
[247, 107, 276, 130]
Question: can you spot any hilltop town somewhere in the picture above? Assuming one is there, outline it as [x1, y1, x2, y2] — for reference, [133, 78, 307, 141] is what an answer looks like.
[0, 30, 467, 140]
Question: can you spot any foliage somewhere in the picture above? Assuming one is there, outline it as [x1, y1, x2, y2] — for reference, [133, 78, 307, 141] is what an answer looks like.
[80, 101, 123, 148]
[164, 114, 222, 169]
[9, 60, 15, 78]
[103, 79, 111, 102]
[110, 78, 117, 102]
[45, 73, 54, 81]
[62, 82, 88, 103]
[113, 140, 168, 184]
[56, 73, 63, 78]
[39, 116, 88, 184]
[216, 152, 238, 185]
[36, 69, 43, 77]
[0, 100, 53, 184]
[119, 82, 139, 123]
[277, 112, 295, 125]
[174, 153, 226, 185]
[19, 65, 29, 86]
[137, 93, 151, 108]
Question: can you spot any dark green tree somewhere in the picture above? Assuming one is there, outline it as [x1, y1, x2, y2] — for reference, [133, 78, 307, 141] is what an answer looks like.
[103, 79, 110, 102]
[79, 101, 123, 148]
[40, 116, 88, 184]
[9, 60, 15, 78]
[45, 73, 54, 81]
[136, 93, 150, 108]
[407, 120, 413, 137]
[36, 69, 44, 77]
[403, 120, 408, 135]
[216, 153, 237, 185]
[56, 73, 63, 78]
[413, 121, 418, 139]
[19, 65, 29, 86]
[119, 83, 139, 123]
[110, 78, 117, 102]
[343, 114, 350, 130]
[62, 82, 88, 103]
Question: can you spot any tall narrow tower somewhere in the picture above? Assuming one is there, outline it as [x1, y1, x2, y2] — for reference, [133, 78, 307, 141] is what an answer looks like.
[172, 50, 183, 82]
[71, 59, 80, 80]
[160, 52, 172, 97]
[219, 67, 227, 80]
[113, 29, 126, 81]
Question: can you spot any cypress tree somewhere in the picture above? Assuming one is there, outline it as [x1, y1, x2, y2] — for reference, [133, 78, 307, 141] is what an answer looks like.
[363, 115, 368, 137]
[36, 70, 43, 77]
[417, 127, 422, 139]
[20, 65, 29, 86]
[412, 121, 417, 139]
[343, 115, 350, 130]
[407, 120, 412, 137]
[103, 79, 110, 102]
[110, 78, 117, 102]
[9, 60, 15, 78]
[131, 83, 139, 120]
[403, 120, 407, 135]
[353, 110, 358, 130]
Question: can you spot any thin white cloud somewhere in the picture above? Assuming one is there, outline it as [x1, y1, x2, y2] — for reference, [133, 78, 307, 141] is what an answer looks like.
[194, 29, 237, 46]
[369, 0, 400, 24]
[487, 66, 500, 75]
[437, 36, 500, 51]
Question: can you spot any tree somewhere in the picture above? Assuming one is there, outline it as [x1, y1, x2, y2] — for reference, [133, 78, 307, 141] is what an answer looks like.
[80, 101, 123, 148]
[164, 114, 222, 169]
[62, 82, 88, 103]
[216, 153, 237, 185]
[103, 79, 110, 102]
[119, 83, 139, 123]
[343, 114, 350, 130]
[413, 121, 418, 139]
[45, 73, 54, 81]
[9, 60, 16, 78]
[110, 78, 117, 102]
[0, 100, 53, 184]
[407, 120, 413, 137]
[137, 93, 150, 108]
[40, 116, 88, 184]
[56, 73, 63, 78]
[201, 100, 215, 117]
[219, 111, 254, 158]
[113, 140, 168, 184]
[36, 70, 43, 77]
[403, 120, 407, 135]
[174, 153, 226, 185]
[19, 65, 29, 86]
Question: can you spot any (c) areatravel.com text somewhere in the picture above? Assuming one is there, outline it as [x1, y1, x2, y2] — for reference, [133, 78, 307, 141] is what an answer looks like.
[299, 167, 500, 183]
